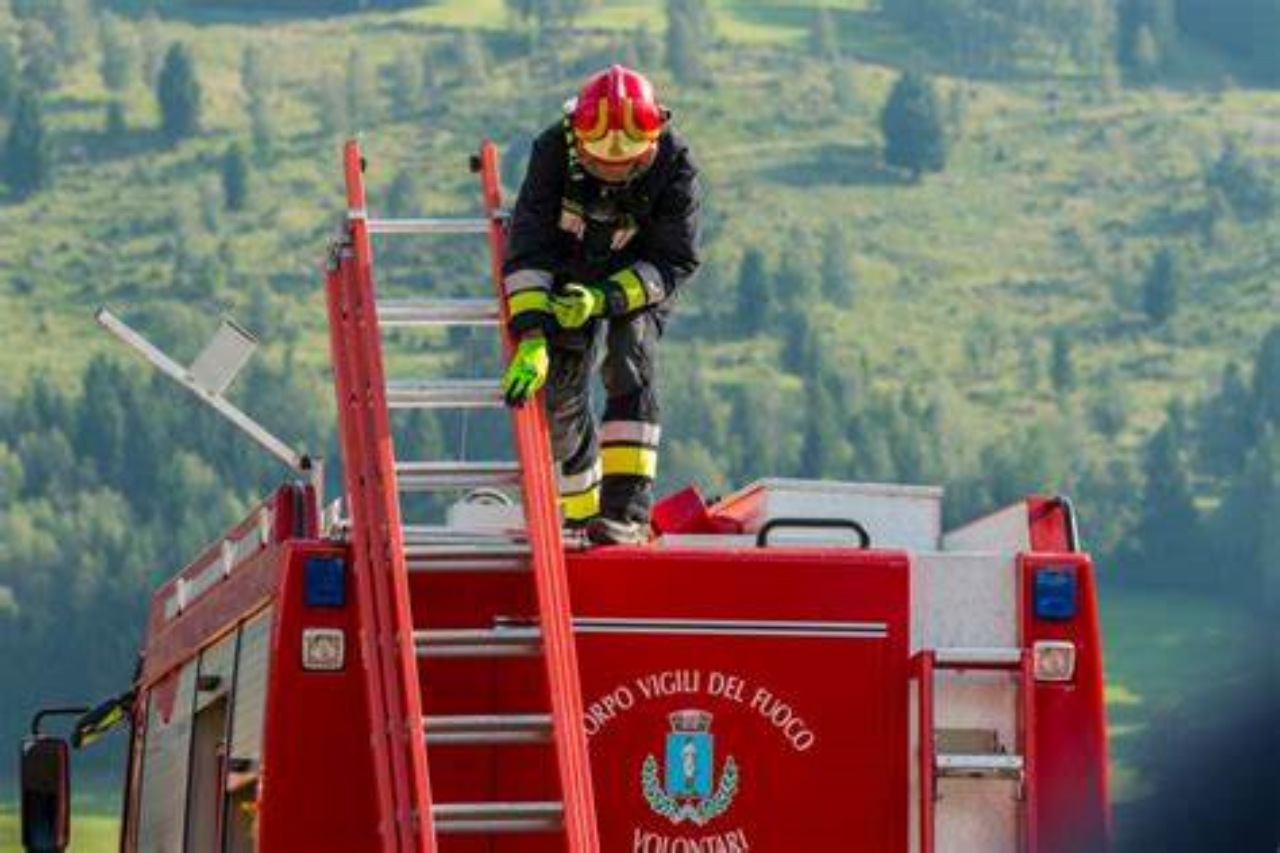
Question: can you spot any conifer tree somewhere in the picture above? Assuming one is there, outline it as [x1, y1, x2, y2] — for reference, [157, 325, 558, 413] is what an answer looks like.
[1050, 331, 1075, 394]
[1141, 247, 1180, 325]
[1134, 410, 1200, 586]
[0, 37, 18, 113]
[157, 42, 201, 144]
[2, 88, 49, 199]
[1131, 24, 1161, 83]
[820, 225, 856, 303]
[221, 142, 249, 212]
[880, 71, 947, 180]
[344, 48, 377, 131]
[735, 248, 771, 335]
[19, 19, 58, 92]
[241, 45, 276, 163]
[98, 14, 133, 95]
[1197, 362, 1255, 477]
[104, 98, 126, 139]
[665, 0, 712, 83]
[809, 7, 839, 62]
[1253, 326, 1280, 427]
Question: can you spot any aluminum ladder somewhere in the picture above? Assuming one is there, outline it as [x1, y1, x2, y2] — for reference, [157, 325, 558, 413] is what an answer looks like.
[325, 138, 599, 852]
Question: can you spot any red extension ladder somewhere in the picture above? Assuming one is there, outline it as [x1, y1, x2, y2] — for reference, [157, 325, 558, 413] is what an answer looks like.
[324, 139, 600, 852]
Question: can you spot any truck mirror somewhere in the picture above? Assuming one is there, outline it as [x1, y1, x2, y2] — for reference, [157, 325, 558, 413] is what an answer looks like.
[20, 736, 71, 853]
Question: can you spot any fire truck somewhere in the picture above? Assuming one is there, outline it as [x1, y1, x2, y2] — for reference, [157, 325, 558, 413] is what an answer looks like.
[19, 141, 1110, 853]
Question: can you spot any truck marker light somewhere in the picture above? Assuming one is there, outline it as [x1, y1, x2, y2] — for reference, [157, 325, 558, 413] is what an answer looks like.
[304, 556, 347, 608]
[302, 628, 345, 671]
[1032, 640, 1076, 682]
[1033, 567, 1078, 621]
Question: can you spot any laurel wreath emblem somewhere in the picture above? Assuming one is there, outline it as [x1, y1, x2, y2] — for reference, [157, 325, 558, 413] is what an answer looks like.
[641, 754, 740, 826]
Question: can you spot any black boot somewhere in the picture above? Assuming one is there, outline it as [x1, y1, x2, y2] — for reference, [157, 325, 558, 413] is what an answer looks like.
[586, 515, 651, 546]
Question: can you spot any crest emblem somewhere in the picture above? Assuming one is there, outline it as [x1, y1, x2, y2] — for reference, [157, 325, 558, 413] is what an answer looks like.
[641, 709, 739, 826]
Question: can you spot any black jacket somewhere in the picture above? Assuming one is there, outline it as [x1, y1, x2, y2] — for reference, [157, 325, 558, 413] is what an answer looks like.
[502, 121, 703, 329]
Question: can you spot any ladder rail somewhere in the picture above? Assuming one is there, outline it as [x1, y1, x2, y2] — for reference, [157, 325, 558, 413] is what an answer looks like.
[331, 141, 436, 853]
[479, 139, 602, 853]
[325, 255, 402, 845]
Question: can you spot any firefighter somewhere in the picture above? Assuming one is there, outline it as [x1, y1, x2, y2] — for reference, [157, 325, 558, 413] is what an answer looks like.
[500, 64, 702, 545]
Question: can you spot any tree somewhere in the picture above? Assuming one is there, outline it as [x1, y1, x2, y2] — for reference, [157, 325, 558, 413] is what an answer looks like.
[344, 47, 377, 131]
[0, 37, 18, 113]
[2, 88, 50, 199]
[1207, 137, 1275, 222]
[777, 238, 820, 312]
[104, 98, 126, 139]
[666, 0, 713, 83]
[820, 225, 855, 303]
[829, 61, 858, 115]
[241, 45, 277, 163]
[1050, 331, 1075, 394]
[1196, 362, 1256, 477]
[313, 71, 346, 139]
[735, 248, 771, 335]
[98, 13, 134, 95]
[221, 143, 249, 212]
[385, 167, 421, 218]
[799, 374, 851, 478]
[455, 30, 488, 81]
[384, 49, 420, 120]
[156, 43, 201, 144]
[19, 19, 58, 91]
[808, 7, 839, 62]
[633, 21, 662, 69]
[880, 71, 947, 180]
[1253, 326, 1280, 428]
[1141, 246, 1180, 325]
[1133, 409, 1201, 587]
[1130, 24, 1161, 82]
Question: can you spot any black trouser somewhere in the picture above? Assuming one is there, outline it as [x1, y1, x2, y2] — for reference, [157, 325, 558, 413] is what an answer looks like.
[544, 309, 661, 524]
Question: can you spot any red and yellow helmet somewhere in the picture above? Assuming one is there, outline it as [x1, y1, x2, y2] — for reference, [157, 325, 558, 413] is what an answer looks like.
[571, 65, 666, 181]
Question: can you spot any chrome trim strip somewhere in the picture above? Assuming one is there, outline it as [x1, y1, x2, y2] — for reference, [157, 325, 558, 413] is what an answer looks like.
[573, 617, 888, 639]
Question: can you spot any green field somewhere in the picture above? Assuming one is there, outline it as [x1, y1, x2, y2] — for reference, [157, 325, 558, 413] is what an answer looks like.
[0, 805, 119, 852]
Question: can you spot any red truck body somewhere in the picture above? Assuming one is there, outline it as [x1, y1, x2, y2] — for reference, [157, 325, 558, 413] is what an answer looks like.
[114, 482, 1109, 852]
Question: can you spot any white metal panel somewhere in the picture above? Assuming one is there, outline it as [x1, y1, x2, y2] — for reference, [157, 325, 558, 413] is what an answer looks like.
[942, 502, 1029, 554]
[230, 608, 273, 766]
[911, 553, 1018, 652]
[718, 478, 944, 551]
[136, 660, 197, 853]
[195, 632, 237, 713]
[910, 552, 1022, 853]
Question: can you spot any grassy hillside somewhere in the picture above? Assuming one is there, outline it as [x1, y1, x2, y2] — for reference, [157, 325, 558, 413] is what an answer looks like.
[1, 0, 1274, 427]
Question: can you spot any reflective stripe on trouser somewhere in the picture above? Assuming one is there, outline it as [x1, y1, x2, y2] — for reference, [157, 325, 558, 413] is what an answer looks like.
[558, 459, 602, 522]
[543, 308, 661, 525]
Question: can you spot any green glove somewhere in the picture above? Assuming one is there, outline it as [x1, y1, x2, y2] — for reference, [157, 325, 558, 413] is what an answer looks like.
[550, 283, 607, 330]
[501, 336, 550, 407]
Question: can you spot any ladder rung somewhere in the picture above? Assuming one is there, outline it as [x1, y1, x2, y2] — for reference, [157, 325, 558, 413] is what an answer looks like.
[933, 648, 1024, 670]
[406, 554, 531, 573]
[396, 460, 522, 491]
[402, 524, 527, 543]
[415, 628, 542, 659]
[425, 714, 553, 745]
[433, 801, 563, 835]
[386, 379, 504, 410]
[402, 525, 531, 572]
[377, 298, 500, 327]
[367, 217, 494, 235]
[936, 753, 1025, 779]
